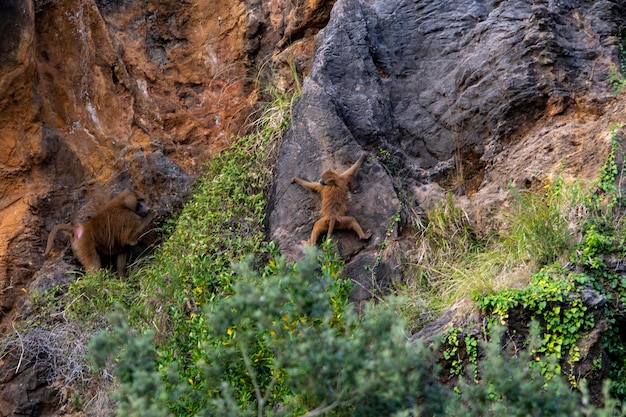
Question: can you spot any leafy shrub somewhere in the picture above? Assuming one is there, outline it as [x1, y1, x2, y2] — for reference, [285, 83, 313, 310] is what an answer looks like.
[476, 265, 595, 381]
[92, 247, 451, 416]
[455, 324, 624, 417]
[132, 87, 299, 414]
[91, 310, 171, 417]
[91, 252, 626, 417]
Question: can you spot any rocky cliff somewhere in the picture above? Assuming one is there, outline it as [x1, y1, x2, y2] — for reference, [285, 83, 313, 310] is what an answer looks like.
[1, 0, 626, 414]
[269, 0, 626, 303]
[0, 0, 331, 326]
[0, 0, 331, 414]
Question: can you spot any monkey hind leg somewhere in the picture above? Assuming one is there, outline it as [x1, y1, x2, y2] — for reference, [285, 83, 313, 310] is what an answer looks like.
[115, 251, 129, 277]
[327, 217, 337, 237]
[71, 238, 101, 272]
[338, 216, 372, 240]
[309, 217, 331, 245]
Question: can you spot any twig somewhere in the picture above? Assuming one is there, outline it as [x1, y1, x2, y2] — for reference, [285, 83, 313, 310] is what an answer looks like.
[240, 343, 265, 417]
[299, 397, 342, 417]
[12, 322, 25, 374]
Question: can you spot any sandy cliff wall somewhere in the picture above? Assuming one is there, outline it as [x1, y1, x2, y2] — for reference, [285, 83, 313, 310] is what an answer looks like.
[0, 0, 331, 328]
[0, 0, 331, 414]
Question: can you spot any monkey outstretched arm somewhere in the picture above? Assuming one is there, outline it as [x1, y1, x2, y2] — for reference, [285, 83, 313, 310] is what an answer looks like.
[131, 211, 158, 243]
[340, 153, 367, 181]
[291, 177, 323, 193]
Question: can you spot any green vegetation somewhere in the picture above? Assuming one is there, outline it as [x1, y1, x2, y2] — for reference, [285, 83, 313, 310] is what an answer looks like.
[455, 323, 623, 417]
[476, 266, 595, 383]
[92, 247, 452, 417]
[441, 327, 478, 381]
[392, 126, 626, 405]
[397, 177, 582, 326]
[608, 66, 626, 95]
[90, 252, 626, 417]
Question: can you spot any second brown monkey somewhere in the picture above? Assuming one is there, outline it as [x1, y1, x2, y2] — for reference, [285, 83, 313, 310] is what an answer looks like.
[291, 153, 372, 245]
[44, 189, 156, 276]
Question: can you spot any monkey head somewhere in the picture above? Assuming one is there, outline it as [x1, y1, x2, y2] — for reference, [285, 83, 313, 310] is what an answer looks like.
[135, 198, 150, 217]
[320, 169, 340, 186]
[120, 189, 151, 217]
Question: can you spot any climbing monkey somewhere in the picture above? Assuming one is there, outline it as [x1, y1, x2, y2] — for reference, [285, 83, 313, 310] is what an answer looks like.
[44, 189, 156, 276]
[291, 153, 372, 245]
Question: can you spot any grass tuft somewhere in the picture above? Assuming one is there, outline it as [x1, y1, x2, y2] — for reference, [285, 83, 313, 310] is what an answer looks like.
[397, 178, 589, 328]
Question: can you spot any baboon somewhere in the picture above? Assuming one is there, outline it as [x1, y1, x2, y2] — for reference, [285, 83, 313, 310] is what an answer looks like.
[44, 189, 156, 276]
[291, 153, 372, 245]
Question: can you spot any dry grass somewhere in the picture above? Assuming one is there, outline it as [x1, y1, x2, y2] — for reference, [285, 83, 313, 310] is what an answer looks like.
[1, 320, 117, 416]
[395, 179, 589, 333]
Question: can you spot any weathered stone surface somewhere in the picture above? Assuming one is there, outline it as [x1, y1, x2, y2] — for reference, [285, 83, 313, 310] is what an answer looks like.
[0, 362, 60, 417]
[269, 0, 626, 303]
[0, 0, 331, 414]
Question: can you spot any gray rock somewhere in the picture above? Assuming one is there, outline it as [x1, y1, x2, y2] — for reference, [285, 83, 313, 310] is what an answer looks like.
[269, 0, 626, 305]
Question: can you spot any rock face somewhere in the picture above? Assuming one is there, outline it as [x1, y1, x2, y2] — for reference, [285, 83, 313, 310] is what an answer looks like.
[269, 0, 626, 302]
[0, 0, 332, 414]
[3, 0, 626, 413]
[0, 0, 330, 326]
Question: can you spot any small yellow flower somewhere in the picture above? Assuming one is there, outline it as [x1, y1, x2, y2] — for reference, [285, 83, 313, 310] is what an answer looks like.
[227, 327, 234, 336]
[188, 378, 194, 385]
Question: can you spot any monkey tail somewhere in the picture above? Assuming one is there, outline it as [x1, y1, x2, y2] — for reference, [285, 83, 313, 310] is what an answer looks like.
[328, 217, 336, 237]
[44, 224, 75, 256]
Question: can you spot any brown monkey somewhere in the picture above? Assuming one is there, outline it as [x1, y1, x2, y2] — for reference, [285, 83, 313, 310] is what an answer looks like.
[44, 189, 156, 276]
[291, 153, 372, 245]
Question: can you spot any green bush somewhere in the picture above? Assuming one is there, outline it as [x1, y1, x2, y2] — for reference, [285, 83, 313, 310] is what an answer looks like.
[456, 324, 624, 417]
[91, 310, 171, 417]
[91, 252, 626, 417]
[92, 247, 451, 416]
[476, 265, 595, 381]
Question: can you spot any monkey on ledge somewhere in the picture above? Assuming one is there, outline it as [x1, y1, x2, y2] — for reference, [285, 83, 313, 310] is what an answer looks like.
[291, 153, 372, 245]
[44, 189, 157, 277]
